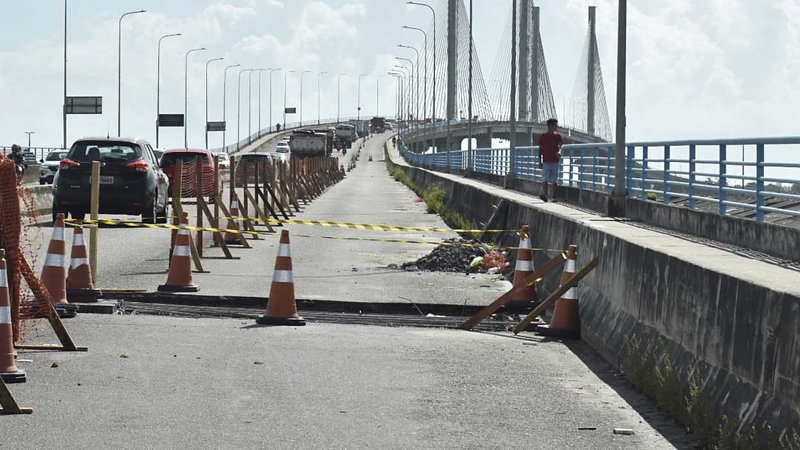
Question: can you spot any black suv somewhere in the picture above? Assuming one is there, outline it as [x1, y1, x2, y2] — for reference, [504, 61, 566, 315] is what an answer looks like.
[52, 137, 169, 223]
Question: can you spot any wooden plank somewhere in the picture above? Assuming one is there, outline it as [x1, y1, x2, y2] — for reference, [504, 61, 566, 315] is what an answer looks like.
[512, 258, 599, 334]
[244, 186, 268, 222]
[458, 253, 567, 331]
[214, 195, 252, 248]
[197, 198, 234, 258]
[0, 379, 33, 415]
[195, 156, 203, 257]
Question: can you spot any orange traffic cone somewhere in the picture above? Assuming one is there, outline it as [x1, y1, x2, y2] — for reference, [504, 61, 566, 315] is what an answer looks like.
[41, 214, 77, 318]
[66, 224, 98, 302]
[537, 245, 580, 339]
[508, 225, 537, 309]
[224, 194, 244, 245]
[158, 212, 198, 292]
[256, 230, 305, 326]
[0, 250, 26, 383]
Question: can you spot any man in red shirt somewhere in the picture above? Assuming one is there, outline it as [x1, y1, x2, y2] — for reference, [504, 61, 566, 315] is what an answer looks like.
[538, 118, 563, 202]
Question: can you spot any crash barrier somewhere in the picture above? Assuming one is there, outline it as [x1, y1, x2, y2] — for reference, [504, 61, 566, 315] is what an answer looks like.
[0, 160, 89, 415]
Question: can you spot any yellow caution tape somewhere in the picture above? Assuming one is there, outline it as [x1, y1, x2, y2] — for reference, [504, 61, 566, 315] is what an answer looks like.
[64, 218, 261, 236]
[224, 216, 514, 234]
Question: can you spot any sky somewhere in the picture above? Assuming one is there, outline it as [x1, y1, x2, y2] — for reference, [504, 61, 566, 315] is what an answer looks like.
[1, 0, 799, 151]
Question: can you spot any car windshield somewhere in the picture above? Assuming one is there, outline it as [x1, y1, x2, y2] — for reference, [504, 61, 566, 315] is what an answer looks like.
[46, 152, 68, 162]
[160, 153, 210, 167]
[69, 141, 141, 163]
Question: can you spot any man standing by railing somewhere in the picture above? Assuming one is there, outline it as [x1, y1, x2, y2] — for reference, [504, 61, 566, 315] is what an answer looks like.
[538, 118, 563, 203]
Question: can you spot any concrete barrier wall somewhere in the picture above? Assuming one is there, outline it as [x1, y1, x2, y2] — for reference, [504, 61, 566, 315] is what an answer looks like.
[390, 159, 800, 437]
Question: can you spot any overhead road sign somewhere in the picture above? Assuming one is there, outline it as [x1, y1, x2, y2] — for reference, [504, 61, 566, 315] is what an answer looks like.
[65, 96, 102, 114]
[158, 114, 184, 127]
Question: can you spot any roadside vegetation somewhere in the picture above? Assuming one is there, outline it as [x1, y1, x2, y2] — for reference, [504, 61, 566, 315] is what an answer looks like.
[624, 334, 800, 449]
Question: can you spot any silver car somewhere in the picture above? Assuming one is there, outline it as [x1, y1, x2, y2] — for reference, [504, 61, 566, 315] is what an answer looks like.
[39, 150, 69, 184]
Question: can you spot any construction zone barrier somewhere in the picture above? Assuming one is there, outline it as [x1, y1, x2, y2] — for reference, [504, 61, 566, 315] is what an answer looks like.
[158, 212, 199, 293]
[508, 225, 537, 307]
[65, 223, 99, 302]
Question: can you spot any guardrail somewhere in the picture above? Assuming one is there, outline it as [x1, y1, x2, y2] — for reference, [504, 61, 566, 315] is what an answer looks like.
[399, 136, 800, 223]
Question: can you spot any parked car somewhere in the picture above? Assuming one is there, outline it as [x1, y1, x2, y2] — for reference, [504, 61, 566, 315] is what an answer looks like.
[52, 137, 169, 223]
[159, 148, 222, 198]
[39, 150, 69, 184]
[236, 152, 275, 187]
[213, 152, 230, 170]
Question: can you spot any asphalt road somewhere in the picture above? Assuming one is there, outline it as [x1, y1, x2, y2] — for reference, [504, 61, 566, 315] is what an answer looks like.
[27, 133, 510, 305]
[4, 314, 691, 449]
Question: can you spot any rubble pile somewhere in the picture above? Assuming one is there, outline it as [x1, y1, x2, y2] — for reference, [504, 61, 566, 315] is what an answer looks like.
[401, 239, 510, 275]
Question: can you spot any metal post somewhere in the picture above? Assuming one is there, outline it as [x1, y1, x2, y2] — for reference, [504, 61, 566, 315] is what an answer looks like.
[90, 161, 100, 283]
[24, 132, 34, 149]
[238, 69, 253, 151]
[185, 48, 206, 149]
[63, 0, 67, 150]
[318, 72, 327, 125]
[269, 69, 281, 132]
[612, 0, 627, 204]
[248, 69, 258, 143]
[531, 7, 540, 123]
[300, 70, 310, 126]
[337, 73, 343, 124]
[222, 64, 240, 153]
[118, 10, 146, 136]
[157, 33, 181, 148]
[258, 69, 263, 135]
[205, 57, 223, 149]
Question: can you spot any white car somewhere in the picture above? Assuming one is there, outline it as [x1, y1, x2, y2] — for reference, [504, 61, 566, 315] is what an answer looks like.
[39, 150, 69, 184]
[276, 142, 290, 153]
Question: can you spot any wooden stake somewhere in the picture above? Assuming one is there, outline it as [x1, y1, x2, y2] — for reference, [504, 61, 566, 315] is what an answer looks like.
[195, 156, 203, 257]
[0, 379, 32, 415]
[458, 253, 567, 331]
[512, 258, 599, 334]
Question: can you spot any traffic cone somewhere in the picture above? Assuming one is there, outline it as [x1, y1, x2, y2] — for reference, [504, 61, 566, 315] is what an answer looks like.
[158, 212, 199, 292]
[66, 224, 99, 302]
[537, 245, 580, 339]
[224, 194, 244, 245]
[40, 214, 77, 318]
[0, 250, 26, 383]
[256, 230, 305, 326]
[507, 225, 538, 310]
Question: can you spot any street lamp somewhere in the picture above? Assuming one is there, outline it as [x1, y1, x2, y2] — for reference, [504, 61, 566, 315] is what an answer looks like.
[393, 66, 411, 123]
[389, 72, 403, 124]
[357, 73, 367, 127]
[398, 46, 420, 129]
[248, 68, 263, 142]
[156, 32, 181, 147]
[184, 47, 206, 148]
[395, 57, 414, 126]
[337, 73, 347, 124]
[402, 25, 428, 122]
[237, 68, 253, 150]
[257, 68, 267, 135]
[205, 57, 224, 149]
[222, 63, 240, 152]
[317, 71, 328, 125]
[118, 9, 146, 136]
[375, 75, 385, 118]
[300, 70, 311, 126]
[268, 68, 281, 132]
[284, 70, 296, 128]
[24, 131, 35, 149]
[407, 1, 436, 140]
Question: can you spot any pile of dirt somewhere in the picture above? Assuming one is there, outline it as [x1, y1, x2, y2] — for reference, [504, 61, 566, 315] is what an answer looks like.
[400, 238, 510, 275]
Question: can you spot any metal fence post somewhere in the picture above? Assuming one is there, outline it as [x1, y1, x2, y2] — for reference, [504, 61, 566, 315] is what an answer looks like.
[640, 145, 648, 199]
[718, 144, 727, 215]
[688, 144, 696, 209]
[663, 145, 670, 204]
[625, 145, 634, 195]
[756, 143, 765, 221]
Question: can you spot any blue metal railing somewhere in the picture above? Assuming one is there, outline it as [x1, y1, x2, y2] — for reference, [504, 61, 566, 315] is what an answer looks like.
[398, 137, 800, 222]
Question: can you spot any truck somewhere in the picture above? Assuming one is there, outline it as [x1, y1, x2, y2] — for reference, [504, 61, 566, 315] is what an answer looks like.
[334, 123, 356, 150]
[349, 120, 369, 138]
[370, 116, 386, 133]
[310, 128, 335, 154]
[289, 130, 328, 158]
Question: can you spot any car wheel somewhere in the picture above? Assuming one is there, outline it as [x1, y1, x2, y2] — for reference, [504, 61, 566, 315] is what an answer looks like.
[142, 192, 158, 224]
[155, 197, 169, 224]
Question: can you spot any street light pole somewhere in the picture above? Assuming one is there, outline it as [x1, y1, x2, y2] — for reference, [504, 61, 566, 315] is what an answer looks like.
[613, 0, 628, 205]
[402, 26, 427, 122]
[337, 73, 346, 124]
[222, 64, 240, 152]
[24, 131, 35, 149]
[317, 71, 327, 125]
[257, 69, 265, 135]
[358, 74, 367, 130]
[118, 9, 146, 136]
[237, 68, 253, 150]
[398, 46, 420, 130]
[407, 2, 436, 148]
[284, 70, 296, 129]
[184, 47, 206, 149]
[268, 68, 281, 132]
[248, 69, 262, 143]
[156, 32, 181, 147]
[205, 57, 224, 149]
[300, 70, 311, 126]
[63, 0, 67, 150]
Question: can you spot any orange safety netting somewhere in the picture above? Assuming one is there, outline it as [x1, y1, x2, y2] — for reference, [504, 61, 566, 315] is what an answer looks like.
[0, 159, 44, 340]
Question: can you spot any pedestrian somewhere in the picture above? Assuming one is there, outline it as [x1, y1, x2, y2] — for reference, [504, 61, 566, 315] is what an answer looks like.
[538, 118, 563, 203]
[276, 123, 282, 132]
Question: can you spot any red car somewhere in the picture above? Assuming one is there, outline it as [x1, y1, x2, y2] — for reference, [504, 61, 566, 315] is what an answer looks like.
[160, 148, 222, 197]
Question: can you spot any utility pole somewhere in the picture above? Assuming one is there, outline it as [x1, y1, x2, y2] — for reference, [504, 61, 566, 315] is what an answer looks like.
[612, 0, 628, 209]
[24, 131, 35, 149]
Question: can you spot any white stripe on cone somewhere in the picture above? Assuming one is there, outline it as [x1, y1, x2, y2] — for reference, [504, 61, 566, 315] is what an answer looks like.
[74, 234, 85, 246]
[277, 244, 291, 257]
[519, 238, 530, 248]
[52, 225, 65, 241]
[566, 259, 576, 273]
[563, 286, 578, 300]
[173, 246, 191, 257]
[273, 270, 293, 283]
[44, 253, 66, 267]
[178, 229, 190, 236]
[515, 260, 533, 271]
[0, 306, 10, 324]
[0, 269, 7, 288]
[231, 200, 239, 210]
[70, 258, 89, 270]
